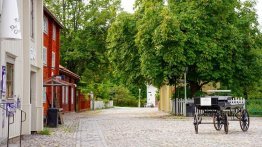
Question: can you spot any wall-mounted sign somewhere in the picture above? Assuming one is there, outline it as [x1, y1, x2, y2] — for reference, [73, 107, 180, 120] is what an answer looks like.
[30, 47, 36, 60]
[201, 97, 212, 106]
[6, 103, 17, 116]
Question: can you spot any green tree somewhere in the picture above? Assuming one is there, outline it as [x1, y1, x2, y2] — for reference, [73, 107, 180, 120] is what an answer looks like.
[45, 0, 121, 86]
[134, 0, 262, 97]
[107, 12, 145, 86]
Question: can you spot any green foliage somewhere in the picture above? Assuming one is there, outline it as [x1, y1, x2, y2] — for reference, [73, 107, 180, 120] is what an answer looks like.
[107, 12, 145, 86]
[247, 98, 262, 116]
[45, 0, 121, 83]
[39, 127, 51, 135]
[112, 85, 138, 107]
[155, 90, 160, 101]
[133, 0, 261, 97]
[45, 0, 261, 104]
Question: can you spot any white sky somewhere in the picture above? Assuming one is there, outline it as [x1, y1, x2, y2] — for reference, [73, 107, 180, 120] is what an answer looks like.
[121, 0, 262, 28]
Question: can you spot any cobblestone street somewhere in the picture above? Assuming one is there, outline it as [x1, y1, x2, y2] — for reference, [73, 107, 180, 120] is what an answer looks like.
[17, 107, 262, 147]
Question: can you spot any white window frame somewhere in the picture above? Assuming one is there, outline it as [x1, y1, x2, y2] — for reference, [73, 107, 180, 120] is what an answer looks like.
[71, 88, 74, 104]
[52, 24, 56, 40]
[43, 47, 47, 65]
[65, 87, 68, 104]
[62, 86, 65, 104]
[43, 16, 48, 34]
[52, 52, 55, 68]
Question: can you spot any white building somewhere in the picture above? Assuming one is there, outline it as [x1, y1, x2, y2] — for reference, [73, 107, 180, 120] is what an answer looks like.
[146, 85, 157, 107]
[0, 0, 43, 143]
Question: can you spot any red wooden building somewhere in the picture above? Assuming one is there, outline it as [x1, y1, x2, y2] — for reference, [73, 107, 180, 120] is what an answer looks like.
[58, 65, 80, 112]
[42, 7, 86, 116]
[43, 6, 63, 116]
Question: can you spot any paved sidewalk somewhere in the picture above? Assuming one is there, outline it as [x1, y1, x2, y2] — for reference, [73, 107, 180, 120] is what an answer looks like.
[6, 107, 262, 147]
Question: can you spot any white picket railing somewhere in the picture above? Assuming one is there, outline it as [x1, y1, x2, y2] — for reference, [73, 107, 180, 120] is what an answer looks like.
[172, 97, 246, 116]
[229, 97, 246, 109]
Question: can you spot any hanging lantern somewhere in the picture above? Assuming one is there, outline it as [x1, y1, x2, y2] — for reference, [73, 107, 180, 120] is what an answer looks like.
[0, 0, 21, 39]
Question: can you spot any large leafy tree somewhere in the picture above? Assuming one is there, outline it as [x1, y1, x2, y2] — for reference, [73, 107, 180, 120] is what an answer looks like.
[135, 0, 186, 87]
[107, 12, 145, 86]
[45, 0, 121, 83]
[133, 0, 261, 97]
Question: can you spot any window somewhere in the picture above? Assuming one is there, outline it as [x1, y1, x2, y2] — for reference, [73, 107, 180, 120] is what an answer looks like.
[62, 86, 65, 104]
[30, 0, 34, 38]
[43, 16, 48, 34]
[43, 47, 47, 65]
[43, 87, 46, 103]
[52, 52, 55, 68]
[52, 25, 56, 40]
[71, 88, 74, 104]
[65, 87, 68, 104]
[6, 63, 14, 98]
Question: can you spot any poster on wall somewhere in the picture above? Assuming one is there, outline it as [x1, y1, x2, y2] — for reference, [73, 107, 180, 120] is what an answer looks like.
[2, 66, 6, 96]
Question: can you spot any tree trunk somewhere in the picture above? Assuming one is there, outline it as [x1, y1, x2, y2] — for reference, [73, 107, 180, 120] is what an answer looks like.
[189, 82, 201, 98]
[244, 87, 248, 100]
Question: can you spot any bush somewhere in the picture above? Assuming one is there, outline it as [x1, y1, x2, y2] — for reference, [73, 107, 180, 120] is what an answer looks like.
[247, 98, 262, 116]
[112, 85, 139, 107]
[113, 97, 138, 107]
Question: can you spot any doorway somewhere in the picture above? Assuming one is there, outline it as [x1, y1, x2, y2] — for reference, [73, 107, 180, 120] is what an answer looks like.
[30, 71, 37, 132]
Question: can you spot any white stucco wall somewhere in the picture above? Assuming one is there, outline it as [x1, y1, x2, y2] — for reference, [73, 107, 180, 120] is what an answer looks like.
[146, 85, 157, 107]
[0, 0, 43, 141]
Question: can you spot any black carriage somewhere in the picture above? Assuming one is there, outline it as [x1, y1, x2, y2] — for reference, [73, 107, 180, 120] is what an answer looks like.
[193, 90, 249, 134]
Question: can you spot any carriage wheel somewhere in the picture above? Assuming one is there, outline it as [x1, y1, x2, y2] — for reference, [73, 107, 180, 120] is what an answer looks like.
[213, 113, 222, 131]
[240, 109, 250, 132]
[224, 114, 229, 134]
[194, 114, 199, 134]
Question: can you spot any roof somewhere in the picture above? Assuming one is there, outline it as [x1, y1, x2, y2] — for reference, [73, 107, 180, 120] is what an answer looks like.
[43, 77, 75, 87]
[44, 6, 65, 29]
[59, 65, 80, 80]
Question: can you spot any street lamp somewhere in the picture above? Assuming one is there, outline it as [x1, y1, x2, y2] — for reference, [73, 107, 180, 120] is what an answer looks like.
[184, 67, 188, 99]
[138, 88, 141, 108]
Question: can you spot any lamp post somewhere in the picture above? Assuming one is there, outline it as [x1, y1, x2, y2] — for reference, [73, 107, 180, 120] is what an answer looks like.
[138, 88, 141, 108]
[184, 67, 188, 100]
[90, 91, 94, 110]
[183, 67, 188, 117]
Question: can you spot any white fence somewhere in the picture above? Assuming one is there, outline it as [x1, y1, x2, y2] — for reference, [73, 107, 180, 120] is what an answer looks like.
[172, 97, 245, 116]
[91, 100, 114, 110]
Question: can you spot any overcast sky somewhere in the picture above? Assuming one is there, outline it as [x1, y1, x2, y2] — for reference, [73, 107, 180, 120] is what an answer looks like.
[121, 0, 262, 28]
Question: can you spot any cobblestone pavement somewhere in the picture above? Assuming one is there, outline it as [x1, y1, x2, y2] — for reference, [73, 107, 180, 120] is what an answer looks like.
[14, 107, 262, 146]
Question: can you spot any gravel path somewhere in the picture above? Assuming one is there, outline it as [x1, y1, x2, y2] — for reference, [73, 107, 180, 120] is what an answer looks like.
[9, 107, 262, 147]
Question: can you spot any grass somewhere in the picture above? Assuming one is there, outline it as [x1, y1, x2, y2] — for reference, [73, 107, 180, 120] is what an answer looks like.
[39, 127, 51, 135]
